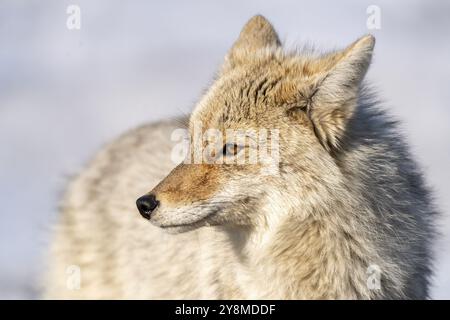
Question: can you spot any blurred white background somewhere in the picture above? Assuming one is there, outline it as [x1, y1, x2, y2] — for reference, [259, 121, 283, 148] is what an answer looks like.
[0, 0, 449, 299]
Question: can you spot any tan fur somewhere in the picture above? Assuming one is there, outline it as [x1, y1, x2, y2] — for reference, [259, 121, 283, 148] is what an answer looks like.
[44, 15, 433, 299]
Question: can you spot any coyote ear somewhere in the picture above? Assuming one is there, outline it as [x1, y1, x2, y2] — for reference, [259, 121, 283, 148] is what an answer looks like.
[222, 15, 281, 71]
[306, 35, 375, 152]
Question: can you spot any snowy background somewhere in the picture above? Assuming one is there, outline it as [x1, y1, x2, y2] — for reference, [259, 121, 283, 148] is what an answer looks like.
[0, 0, 449, 299]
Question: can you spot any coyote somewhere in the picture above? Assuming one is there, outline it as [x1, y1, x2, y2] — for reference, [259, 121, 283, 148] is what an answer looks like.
[45, 15, 436, 299]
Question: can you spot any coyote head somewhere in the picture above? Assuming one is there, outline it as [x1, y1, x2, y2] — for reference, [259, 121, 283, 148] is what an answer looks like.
[136, 15, 375, 233]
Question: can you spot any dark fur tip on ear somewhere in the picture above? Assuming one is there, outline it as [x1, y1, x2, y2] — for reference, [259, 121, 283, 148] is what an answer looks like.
[221, 15, 281, 73]
[357, 34, 376, 50]
[239, 15, 281, 47]
[231, 15, 281, 53]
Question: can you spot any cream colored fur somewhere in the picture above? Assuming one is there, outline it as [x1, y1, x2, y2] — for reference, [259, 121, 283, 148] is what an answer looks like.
[44, 16, 435, 299]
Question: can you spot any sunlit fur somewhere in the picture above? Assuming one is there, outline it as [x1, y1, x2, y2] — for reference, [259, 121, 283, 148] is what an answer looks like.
[45, 15, 436, 299]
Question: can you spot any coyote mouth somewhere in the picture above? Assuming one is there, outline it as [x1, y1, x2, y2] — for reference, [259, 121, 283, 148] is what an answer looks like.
[158, 207, 221, 230]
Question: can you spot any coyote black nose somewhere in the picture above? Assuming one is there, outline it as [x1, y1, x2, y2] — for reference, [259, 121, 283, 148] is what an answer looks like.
[136, 194, 159, 220]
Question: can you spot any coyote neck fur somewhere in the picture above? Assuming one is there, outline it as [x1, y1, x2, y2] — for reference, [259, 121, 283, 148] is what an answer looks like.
[219, 174, 383, 299]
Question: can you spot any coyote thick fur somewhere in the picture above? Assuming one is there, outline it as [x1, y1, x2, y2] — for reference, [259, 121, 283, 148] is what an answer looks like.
[45, 15, 436, 299]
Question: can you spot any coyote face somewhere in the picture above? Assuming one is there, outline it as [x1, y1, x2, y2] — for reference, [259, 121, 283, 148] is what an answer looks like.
[136, 16, 375, 233]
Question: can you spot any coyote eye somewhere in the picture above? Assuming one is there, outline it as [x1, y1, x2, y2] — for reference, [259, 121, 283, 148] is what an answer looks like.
[223, 143, 242, 157]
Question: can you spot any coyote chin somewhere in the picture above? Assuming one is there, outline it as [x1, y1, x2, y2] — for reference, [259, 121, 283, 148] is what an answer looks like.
[45, 15, 436, 299]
